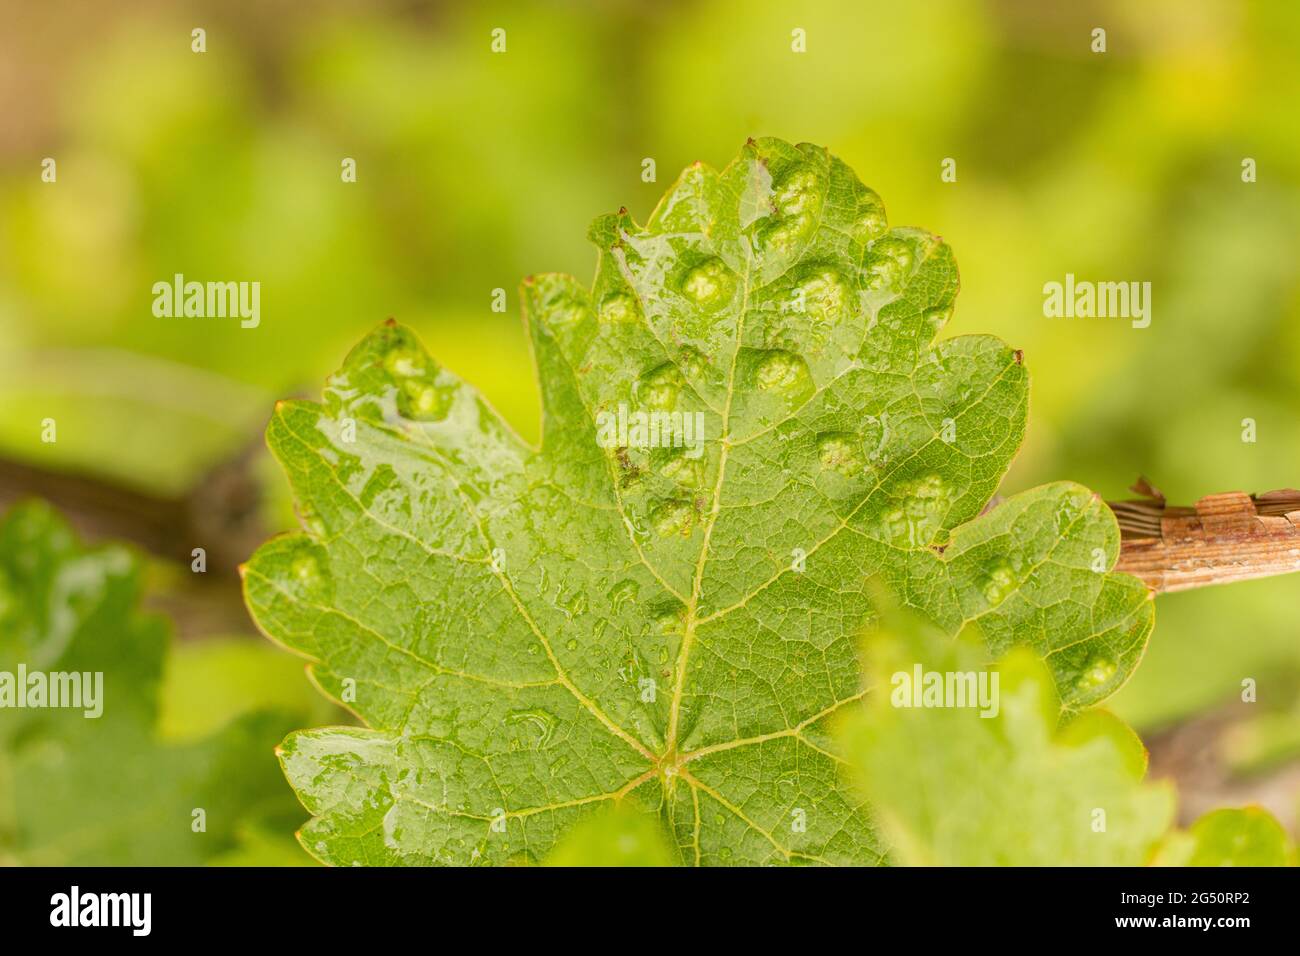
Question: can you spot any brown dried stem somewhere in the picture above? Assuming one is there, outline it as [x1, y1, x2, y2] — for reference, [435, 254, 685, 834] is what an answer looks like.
[1110, 478, 1300, 593]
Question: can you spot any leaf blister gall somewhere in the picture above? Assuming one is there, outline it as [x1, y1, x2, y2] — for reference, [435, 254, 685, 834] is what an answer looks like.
[245, 138, 1154, 866]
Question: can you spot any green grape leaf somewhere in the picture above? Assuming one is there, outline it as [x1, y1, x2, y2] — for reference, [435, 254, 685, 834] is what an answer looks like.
[0, 501, 300, 865]
[837, 610, 1175, 865]
[1155, 807, 1295, 867]
[542, 803, 676, 867]
[245, 138, 1153, 866]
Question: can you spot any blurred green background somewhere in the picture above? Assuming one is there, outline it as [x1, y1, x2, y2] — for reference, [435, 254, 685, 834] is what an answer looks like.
[1, 0, 1297, 856]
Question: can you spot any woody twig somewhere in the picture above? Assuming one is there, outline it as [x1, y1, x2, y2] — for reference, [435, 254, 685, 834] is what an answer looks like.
[1110, 477, 1300, 593]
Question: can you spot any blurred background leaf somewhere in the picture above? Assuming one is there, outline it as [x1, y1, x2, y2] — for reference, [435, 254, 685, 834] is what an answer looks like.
[542, 804, 677, 867]
[837, 606, 1178, 865]
[1155, 806, 1295, 866]
[0, 501, 319, 865]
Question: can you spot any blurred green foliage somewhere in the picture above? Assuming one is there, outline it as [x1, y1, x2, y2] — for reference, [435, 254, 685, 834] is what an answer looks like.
[1155, 806, 1295, 866]
[0, 501, 314, 865]
[839, 605, 1177, 865]
[542, 804, 677, 867]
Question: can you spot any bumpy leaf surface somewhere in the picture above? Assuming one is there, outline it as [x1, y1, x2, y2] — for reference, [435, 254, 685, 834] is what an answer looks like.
[245, 138, 1153, 865]
[0, 502, 298, 865]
